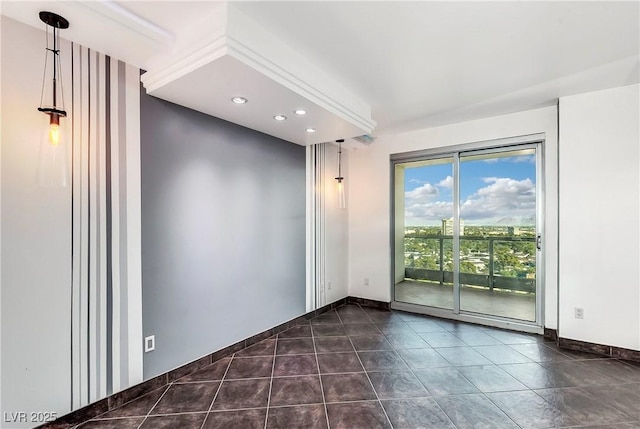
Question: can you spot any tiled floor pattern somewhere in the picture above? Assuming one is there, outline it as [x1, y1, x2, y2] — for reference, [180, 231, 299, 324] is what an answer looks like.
[77, 305, 640, 428]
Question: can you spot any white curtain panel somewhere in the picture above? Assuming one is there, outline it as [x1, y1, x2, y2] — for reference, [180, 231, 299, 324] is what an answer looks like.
[306, 143, 328, 311]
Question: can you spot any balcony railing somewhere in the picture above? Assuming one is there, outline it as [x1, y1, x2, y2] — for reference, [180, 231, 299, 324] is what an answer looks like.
[404, 235, 536, 294]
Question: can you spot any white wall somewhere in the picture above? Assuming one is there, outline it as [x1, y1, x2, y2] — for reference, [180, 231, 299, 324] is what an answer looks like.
[558, 84, 639, 350]
[1, 16, 72, 427]
[348, 106, 559, 329]
[1, 10, 4, 422]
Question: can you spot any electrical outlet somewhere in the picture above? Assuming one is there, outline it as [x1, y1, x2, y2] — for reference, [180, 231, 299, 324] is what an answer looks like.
[574, 307, 584, 319]
[328, 282, 332, 290]
[145, 335, 155, 352]
[364, 277, 370, 287]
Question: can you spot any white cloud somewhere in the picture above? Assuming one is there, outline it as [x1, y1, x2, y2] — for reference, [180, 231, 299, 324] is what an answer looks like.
[437, 175, 453, 189]
[405, 201, 453, 224]
[405, 183, 438, 200]
[403, 177, 453, 224]
[461, 177, 535, 222]
[404, 182, 448, 225]
[404, 176, 536, 226]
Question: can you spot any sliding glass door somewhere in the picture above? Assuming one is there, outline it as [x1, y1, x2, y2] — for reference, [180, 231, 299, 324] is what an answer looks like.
[394, 156, 454, 310]
[392, 138, 542, 328]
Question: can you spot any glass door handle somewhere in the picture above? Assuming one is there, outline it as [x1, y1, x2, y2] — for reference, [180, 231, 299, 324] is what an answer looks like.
[536, 234, 542, 251]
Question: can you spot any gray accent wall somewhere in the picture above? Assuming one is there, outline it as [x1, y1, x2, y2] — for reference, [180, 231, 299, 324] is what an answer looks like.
[140, 90, 306, 379]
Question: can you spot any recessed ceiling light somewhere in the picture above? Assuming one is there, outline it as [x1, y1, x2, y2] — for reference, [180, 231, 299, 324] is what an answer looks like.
[274, 115, 287, 121]
[305, 128, 316, 133]
[294, 109, 307, 116]
[231, 97, 247, 104]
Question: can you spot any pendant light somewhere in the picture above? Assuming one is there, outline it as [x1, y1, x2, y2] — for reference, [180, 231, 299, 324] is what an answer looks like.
[37, 11, 69, 187]
[335, 139, 346, 209]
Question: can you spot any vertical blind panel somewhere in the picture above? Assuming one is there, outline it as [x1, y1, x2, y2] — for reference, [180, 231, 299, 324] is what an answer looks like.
[71, 42, 90, 409]
[87, 48, 100, 403]
[314, 145, 321, 307]
[305, 146, 316, 312]
[97, 51, 109, 401]
[124, 61, 143, 387]
[320, 144, 326, 307]
[109, 57, 122, 395]
[311, 144, 327, 308]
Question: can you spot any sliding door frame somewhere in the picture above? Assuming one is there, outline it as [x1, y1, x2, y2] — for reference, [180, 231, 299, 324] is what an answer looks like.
[390, 133, 546, 334]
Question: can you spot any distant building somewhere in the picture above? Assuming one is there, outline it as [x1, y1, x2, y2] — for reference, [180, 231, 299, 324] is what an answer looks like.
[442, 218, 464, 236]
[508, 226, 521, 236]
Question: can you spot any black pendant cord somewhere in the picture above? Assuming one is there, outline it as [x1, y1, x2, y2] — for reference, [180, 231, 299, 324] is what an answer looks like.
[38, 11, 69, 120]
[57, 34, 65, 113]
[52, 24, 57, 108]
[335, 139, 344, 182]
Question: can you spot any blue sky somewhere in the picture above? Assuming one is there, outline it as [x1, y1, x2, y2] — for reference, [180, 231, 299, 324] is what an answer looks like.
[404, 154, 536, 226]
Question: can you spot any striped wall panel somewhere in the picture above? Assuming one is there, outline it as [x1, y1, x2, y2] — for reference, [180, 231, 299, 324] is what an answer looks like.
[70, 45, 143, 409]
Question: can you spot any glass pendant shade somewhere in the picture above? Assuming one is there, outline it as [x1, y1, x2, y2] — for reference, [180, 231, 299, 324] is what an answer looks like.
[337, 178, 346, 209]
[37, 114, 68, 187]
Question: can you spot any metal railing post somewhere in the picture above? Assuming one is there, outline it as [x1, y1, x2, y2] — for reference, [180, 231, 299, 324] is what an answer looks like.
[489, 238, 495, 291]
[404, 234, 534, 293]
[439, 237, 444, 284]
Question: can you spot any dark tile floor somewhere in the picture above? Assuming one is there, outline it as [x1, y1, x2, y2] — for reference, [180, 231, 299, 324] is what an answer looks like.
[76, 305, 640, 428]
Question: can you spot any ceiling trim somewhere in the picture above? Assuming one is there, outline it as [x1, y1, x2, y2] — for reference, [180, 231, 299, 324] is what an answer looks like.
[141, 4, 376, 136]
[76, 0, 174, 46]
[142, 33, 376, 134]
[140, 34, 229, 91]
[226, 36, 376, 133]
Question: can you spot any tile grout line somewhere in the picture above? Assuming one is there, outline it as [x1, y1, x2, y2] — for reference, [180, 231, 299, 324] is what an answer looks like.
[404, 351, 523, 428]
[311, 320, 332, 429]
[506, 340, 573, 361]
[529, 382, 640, 420]
[382, 318, 461, 429]
[78, 308, 637, 428]
[341, 305, 395, 429]
[91, 411, 208, 421]
[198, 355, 234, 429]
[378, 310, 566, 428]
[262, 332, 278, 429]
[392, 319, 526, 428]
[478, 389, 529, 429]
[417, 326, 541, 428]
[434, 322, 583, 424]
[394, 362, 459, 428]
[378, 321, 432, 350]
[134, 383, 173, 429]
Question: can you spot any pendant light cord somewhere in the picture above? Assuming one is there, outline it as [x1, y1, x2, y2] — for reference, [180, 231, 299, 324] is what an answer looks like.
[56, 28, 65, 112]
[338, 142, 342, 178]
[39, 22, 65, 111]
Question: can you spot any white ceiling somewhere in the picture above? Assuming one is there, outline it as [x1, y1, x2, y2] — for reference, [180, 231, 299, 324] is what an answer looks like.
[2, 1, 639, 142]
[234, 1, 639, 134]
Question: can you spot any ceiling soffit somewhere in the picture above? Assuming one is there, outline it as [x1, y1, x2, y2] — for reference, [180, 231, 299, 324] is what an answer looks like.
[140, 3, 376, 146]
